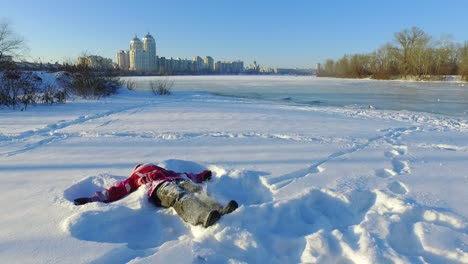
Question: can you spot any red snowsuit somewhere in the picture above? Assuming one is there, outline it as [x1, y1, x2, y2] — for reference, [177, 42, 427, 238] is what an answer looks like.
[92, 163, 210, 203]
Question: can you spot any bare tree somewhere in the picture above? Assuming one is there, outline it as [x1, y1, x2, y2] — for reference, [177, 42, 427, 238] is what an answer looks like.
[318, 59, 335, 77]
[460, 42, 468, 81]
[317, 27, 467, 81]
[393, 27, 431, 77]
[349, 54, 371, 78]
[368, 44, 399, 79]
[0, 20, 26, 62]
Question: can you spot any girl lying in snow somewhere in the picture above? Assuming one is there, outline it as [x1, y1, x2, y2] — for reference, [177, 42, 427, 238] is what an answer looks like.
[74, 163, 238, 228]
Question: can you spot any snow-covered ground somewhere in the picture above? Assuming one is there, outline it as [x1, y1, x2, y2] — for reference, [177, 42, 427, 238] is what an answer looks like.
[0, 78, 467, 263]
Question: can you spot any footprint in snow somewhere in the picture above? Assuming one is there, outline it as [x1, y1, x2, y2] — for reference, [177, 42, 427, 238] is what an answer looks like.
[387, 181, 409, 195]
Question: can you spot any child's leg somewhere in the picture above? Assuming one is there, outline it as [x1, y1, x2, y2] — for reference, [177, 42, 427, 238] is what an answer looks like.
[151, 181, 184, 207]
[179, 180, 226, 213]
[151, 180, 220, 227]
[175, 180, 221, 227]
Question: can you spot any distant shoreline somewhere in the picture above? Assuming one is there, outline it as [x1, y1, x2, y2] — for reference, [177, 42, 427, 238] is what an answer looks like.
[119, 74, 467, 84]
[318, 74, 466, 82]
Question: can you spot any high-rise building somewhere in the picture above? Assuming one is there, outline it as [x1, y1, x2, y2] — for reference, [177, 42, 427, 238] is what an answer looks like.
[129, 35, 144, 71]
[192, 56, 203, 72]
[204, 56, 214, 72]
[116, 50, 130, 70]
[143, 33, 156, 70]
[116, 33, 244, 74]
[118, 33, 157, 72]
[214, 60, 244, 74]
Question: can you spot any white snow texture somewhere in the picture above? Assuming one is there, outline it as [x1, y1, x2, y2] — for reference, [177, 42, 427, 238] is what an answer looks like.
[0, 75, 467, 264]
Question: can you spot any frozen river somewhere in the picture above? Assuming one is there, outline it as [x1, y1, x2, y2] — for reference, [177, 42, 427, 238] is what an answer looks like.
[123, 75, 468, 117]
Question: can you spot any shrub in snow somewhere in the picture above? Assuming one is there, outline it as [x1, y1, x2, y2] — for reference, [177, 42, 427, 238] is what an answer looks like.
[150, 79, 173, 95]
[120, 78, 136, 90]
[41, 84, 66, 104]
[66, 64, 119, 99]
[0, 69, 67, 110]
[0, 69, 39, 109]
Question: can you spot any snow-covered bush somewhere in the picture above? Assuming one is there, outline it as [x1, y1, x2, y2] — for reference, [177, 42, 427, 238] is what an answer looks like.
[0, 69, 68, 109]
[41, 84, 66, 104]
[0, 69, 39, 109]
[66, 65, 119, 99]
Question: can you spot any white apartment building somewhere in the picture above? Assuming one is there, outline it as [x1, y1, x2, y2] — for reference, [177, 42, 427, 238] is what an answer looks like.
[117, 33, 157, 71]
[116, 50, 130, 70]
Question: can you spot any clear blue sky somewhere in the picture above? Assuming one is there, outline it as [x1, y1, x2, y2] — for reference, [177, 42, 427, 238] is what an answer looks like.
[1, 0, 468, 68]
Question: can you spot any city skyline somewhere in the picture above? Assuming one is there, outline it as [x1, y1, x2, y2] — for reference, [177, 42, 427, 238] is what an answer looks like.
[115, 33, 245, 74]
[1, 0, 468, 68]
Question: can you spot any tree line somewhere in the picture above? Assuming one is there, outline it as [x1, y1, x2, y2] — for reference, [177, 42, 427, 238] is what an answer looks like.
[317, 27, 468, 81]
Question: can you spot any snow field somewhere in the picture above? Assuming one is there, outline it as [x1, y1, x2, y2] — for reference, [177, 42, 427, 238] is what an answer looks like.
[0, 80, 467, 263]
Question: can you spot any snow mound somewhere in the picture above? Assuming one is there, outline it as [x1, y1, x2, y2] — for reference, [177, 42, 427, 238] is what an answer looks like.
[60, 162, 468, 263]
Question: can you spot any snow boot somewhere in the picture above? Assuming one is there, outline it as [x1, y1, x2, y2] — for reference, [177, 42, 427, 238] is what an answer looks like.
[203, 210, 221, 228]
[73, 197, 91, 205]
[221, 200, 238, 215]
